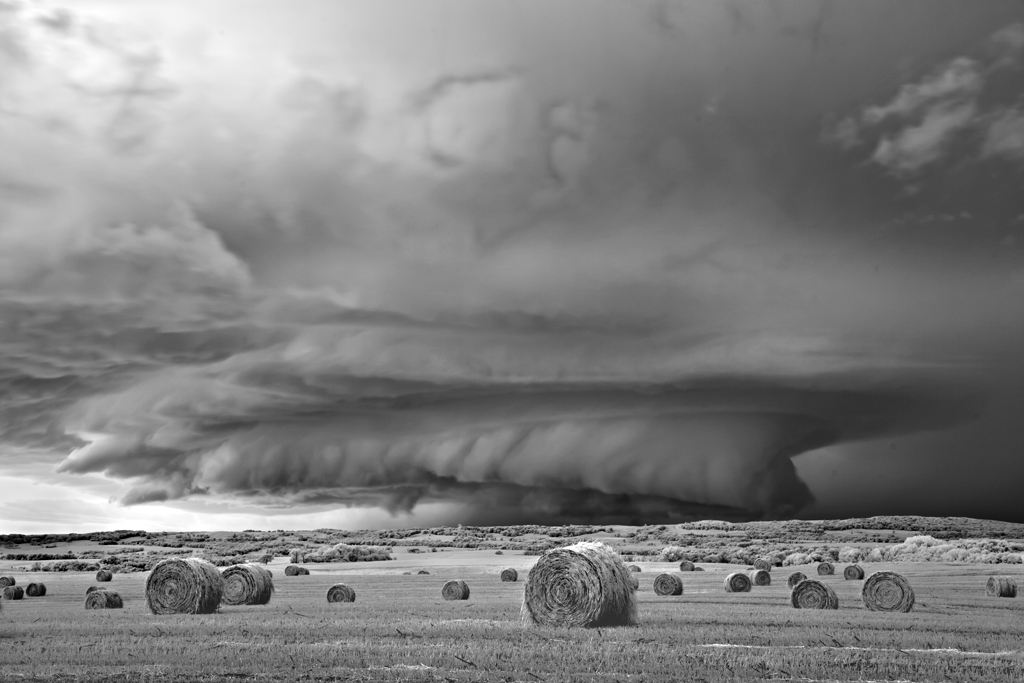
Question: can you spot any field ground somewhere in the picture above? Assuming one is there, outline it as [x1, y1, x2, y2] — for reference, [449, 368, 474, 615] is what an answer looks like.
[1, 551, 1023, 682]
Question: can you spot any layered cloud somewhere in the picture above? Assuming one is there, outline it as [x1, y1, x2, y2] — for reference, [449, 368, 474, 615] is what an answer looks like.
[1, 0, 1022, 528]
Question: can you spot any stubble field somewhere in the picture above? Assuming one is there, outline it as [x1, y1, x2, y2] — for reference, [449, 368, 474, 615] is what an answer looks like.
[1, 550, 1023, 683]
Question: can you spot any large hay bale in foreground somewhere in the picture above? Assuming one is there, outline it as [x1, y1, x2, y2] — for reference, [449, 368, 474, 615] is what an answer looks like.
[2, 586, 24, 600]
[326, 583, 356, 603]
[787, 571, 807, 589]
[500, 568, 518, 582]
[85, 589, 123, 610]
[653, 573, 683, 596]
[221, 564, 274, 606]
[724, 572, 752, 593]
[146, 557, 223, 615]
[747, 569, 771, 586]
[986, 576, 1017, 598]
[521, 541, 637, 628]
[843, 565, 865, 581]
[442, 579, 470, 601]
[861, 571, 915, 612]
[95, 569, 113, 582]
[678, 561, 695, 572]
[25, 582, 46, 597]
[284, 565, 309, 577]
[791, 579, 838, 609]
[816, 562, 835, 576]
[753, 558, 772, 572]
[0, 576, 15, 588]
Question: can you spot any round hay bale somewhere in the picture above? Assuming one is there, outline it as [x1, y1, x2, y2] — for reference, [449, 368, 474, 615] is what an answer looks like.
[628, 564, 642, 573]
[25, 582, 46, 597]
[521, 541, 637, 628]
[495, 550, 504, 555]
[747, 569, 771, 586]
[816, 562, 835, 576]
[326, 583, 356, 603]
[694, 566, 704, 572]
[0, 576, 15, 588]
[221, 564, 274, 606]
[986, 576, 1017, 598]
[786, 571, 807, 589]
[791, 579, 839, 609]
[861, 571, 915, 612]
[653, 573, 683, 596]
[678, 561, 695, 572]
[724, 572, 752, 593]
[85, 589, 123, 610]
[145, 557, 223, 615]
[500, 568, 518, 582]
[417, 569, 430, 575]
[753, 558, 772, 572]
[843, 565, 865, 581]
[3, 586, 24, 600]
[95, 569, 113, 582]
[284, 565, 309, 577]
[441, 579, 470, 600]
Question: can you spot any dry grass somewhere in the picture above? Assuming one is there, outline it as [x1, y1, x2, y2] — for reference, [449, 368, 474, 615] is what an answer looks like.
[145, 557, 223, 615]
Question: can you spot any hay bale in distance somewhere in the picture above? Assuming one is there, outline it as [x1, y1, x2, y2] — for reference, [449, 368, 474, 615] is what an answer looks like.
[747, 569, 771, 586]
[0, 576, 15, 588]
[791, 579, 839, 609]
[417, 569, 430, 575]
[95, 569, 113, 582]
[2, 586, 24, 600]
[146, 557, 223, 615]
[986, 576, 1018, 598]
[284, 565, 309, 577]
[753, 558, 772, 572]
[843, 565, 865, 581]
[495, 550, 504, 555]
[861, 571, 915, 612]
[521, 541, 637, 628]
[724, 572, 752, 593]
[628, 564, 642, 573]
[500, 568, 518, 582]
[442, 579, 470, 601]
[678, 561, 695, 572]
[326, 583, 356, 603]
[787, 571, 807, 589]
[221, 564, 274, 606]
[25, 582, 46, 597]
[85, 589, 123, 610]
[816, 562, 835, 576]
[653, 573, 684, 596]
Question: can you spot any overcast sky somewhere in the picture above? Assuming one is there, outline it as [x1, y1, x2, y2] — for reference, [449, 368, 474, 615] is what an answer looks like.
[1, 0, 1023, 533]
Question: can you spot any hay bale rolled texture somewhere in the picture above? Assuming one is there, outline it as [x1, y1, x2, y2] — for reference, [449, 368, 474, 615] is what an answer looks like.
[221, 564, 274, 606]
[816, 562, 835, 576]
[653, 573, 683, 596]
[96, 569, 113, 582]
[747, 569, 771, 586]
[442, 579, 470, 601]
[0, 576, 15, 588]
[284, 565, 309, 576]
[843, 565, 865, 581]
[25, 582, 46, 597]
[986, 576, 1017, 598]
[500, 568, 518, 582]
[521, 541, 637, 628]
[724, 572, 752, 593]
[753, 558, 772, 572]
[678, 561, 695, 572]
[85, 589, 123, 609]
[145, 557, 223, 615]
[3, 586, 24, 600]
[791, 579, 839, 609]
[326, 583, 356, 603]
[861, 571, 915, 612]
[787, 571, 807, 589]
[628, 564, 642, 573]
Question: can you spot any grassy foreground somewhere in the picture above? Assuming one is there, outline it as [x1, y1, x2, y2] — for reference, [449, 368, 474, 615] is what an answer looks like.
[1, 555, 1023, 682]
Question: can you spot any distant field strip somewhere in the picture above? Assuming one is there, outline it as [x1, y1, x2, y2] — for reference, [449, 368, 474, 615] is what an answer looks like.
[699, 643, 1023, 658]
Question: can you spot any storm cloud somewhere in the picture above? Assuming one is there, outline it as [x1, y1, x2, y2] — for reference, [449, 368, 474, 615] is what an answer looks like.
[1, 0, 1023, 528]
